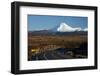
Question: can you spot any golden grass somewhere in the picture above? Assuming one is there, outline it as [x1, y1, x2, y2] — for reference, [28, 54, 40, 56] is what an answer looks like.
[28, 35, 87, 48]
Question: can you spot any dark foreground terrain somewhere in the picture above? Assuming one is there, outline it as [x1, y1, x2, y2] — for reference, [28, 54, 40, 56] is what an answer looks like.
[29, 47, 87, 61]
[28, 31, 88, 61]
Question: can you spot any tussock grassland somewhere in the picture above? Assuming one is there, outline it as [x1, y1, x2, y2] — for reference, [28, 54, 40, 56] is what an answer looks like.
[28, 35, 87, 48]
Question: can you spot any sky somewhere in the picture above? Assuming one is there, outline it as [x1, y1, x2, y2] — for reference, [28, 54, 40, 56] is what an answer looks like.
[28, 15, 88, 31]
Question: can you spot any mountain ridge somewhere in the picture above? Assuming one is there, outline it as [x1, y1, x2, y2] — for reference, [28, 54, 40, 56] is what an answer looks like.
[28, 22, 87, 36]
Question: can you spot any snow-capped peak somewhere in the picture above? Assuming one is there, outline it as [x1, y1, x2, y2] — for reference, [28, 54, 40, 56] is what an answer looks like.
[57, 22, 82, 32]
[83, 28, 88, 31]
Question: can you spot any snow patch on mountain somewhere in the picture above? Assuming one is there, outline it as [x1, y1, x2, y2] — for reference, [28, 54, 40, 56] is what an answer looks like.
[83, 28, 88, 31]
[57, 22, 87, 32]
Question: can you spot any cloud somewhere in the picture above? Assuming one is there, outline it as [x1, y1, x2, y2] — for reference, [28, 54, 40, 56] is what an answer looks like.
[57, 22, 82, 32]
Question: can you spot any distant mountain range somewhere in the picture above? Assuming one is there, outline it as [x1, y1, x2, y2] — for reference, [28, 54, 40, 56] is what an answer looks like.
[29, 22, 87, 36]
